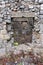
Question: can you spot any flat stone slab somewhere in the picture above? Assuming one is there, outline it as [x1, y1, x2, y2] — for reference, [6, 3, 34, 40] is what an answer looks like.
[11, 11, 35, 17]
[0, 48, 6, 57]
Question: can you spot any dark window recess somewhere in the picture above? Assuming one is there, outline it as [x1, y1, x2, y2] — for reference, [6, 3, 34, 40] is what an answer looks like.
[11, 17, 34, 44]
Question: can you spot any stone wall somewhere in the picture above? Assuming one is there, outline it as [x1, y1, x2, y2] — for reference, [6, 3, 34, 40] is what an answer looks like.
[0, 0, 43, 56]
[0, 0, 35, 48]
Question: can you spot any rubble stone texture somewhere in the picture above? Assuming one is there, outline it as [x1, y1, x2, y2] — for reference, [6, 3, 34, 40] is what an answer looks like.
[0, 0, 43, 64]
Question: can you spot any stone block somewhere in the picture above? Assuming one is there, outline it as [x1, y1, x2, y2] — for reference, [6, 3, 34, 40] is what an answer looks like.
[10, 32, 13, 35]
[39, 0, 43, 4]
[29, 5, 34, 9]
[4, 20, 11, 23]
[0, 48, 6, 57]
[1, 29, 7, 35]
[0, 34, 4, 39]
[4, 16, 7, 20]
[7, 15, 11, 20]
[10, 38, 14, 43]
[0, 14, 3, 17]
[0, 25, 3, 30]
[6, 11, 10, 15]
[0, 34, 10, 40]
[0, 39, 3, 47]
[39, 10, 43, 15]
[7, 25, 11, 31]
[40, 33, 43, 44]
[6, 3, 10, 7]
[39, 15, 43, 19]
[40, 24, 43, 33]
[2, 22, 6, 25]
[40, 4, 43, 10]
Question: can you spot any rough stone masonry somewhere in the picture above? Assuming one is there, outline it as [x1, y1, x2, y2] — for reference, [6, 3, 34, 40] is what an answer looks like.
[0, 0, 43, 57]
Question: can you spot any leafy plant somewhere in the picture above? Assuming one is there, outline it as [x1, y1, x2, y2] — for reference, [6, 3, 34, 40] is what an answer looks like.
[13, 42, 19, 46]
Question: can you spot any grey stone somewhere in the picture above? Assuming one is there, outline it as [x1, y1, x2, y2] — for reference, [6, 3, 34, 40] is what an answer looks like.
[0, 18, 2, 22]
[39, 15, 43, 19]
[7, 25, 11, 31]
[4, 20, 11, 23]
[0, 25, 3, 30]
[40, 4, 43, 10]
[7, 15, 11, 20]
[39, 10, 43, 15]
[0, 48, 6, 57]
[0, 14, 3, 17]
[40, 24, 43, 33]
[39, 0, 43, 3]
